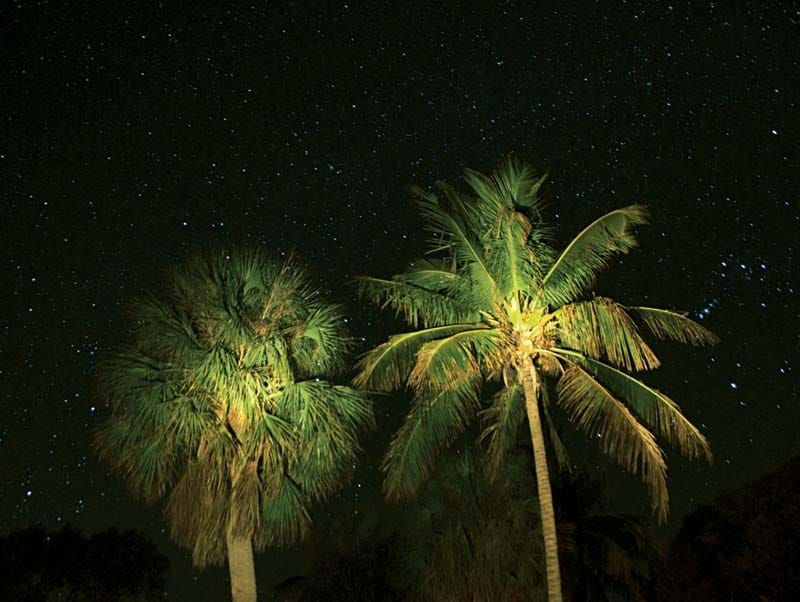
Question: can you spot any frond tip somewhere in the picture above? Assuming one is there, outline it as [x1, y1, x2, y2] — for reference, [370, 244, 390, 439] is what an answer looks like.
[631, 306, 720, 346]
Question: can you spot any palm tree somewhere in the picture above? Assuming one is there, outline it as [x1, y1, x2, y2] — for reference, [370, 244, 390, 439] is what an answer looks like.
[95, 248, 373, 602]
[354, 157, 716, 601]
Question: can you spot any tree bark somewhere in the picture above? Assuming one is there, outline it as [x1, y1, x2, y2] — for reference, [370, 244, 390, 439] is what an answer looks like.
[226, 529, 257, 602]
[520, 359, 563, 602]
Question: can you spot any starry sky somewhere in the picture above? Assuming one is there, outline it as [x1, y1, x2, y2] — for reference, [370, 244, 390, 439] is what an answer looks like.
[2, 1, 798, 599]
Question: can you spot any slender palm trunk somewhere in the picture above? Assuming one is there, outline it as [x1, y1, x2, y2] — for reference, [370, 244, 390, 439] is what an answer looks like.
[226, 528, 257, 602]
[520, 360, 563, 602]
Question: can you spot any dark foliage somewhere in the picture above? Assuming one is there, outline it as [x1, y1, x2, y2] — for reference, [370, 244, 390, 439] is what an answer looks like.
[554, 470, 660, 602]
[658, 455, 800, 601]
[271, 533, 402, 601]
[0, 525, 168, 601]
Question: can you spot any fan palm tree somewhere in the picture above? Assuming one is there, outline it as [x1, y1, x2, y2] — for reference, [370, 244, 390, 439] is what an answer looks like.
[95, 249, 373, 602]
[354, 157, 716, 601]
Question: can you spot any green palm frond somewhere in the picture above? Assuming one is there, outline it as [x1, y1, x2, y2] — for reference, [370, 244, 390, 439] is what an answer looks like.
[539, 205, 649, 307]
[95, 247, 373, 567]
[556, 365, 670, 521]
[480, 384, 526, 478]
[464, 155, 548, 214]
[292, 301, 350, 375]
[413, 185, 498, 309]
[555, 297, 660, 371]
[382, 376, 482, 501]
[278, 380, 373, 500]
[408, 327, 500, 392]
[260, 474, 312, 547]
[355, 274, 475, 328]
[630, 307, 720, 346]
[353, 324, 478, 391]
[548, 349, 712, 464]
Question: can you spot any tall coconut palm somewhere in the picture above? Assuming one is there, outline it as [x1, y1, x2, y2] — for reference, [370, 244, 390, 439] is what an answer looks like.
[354, 157, 716, 601]
[95, 249, 373, 602]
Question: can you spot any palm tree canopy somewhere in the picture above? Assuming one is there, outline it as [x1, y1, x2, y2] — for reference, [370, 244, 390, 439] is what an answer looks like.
[96, 249, 373, 566]
[355, 156, 716, 521]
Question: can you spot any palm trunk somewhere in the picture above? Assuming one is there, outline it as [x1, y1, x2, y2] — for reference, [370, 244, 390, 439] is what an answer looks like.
[226, 528, 257, 602]
[520, 360, 563, 602]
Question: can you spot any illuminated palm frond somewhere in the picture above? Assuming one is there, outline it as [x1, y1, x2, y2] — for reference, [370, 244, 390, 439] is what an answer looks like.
[555, 297, 660, 372]
[480, 384, 525, 478]
[352, 324, 477, 391]
[630, 306, 719, 346]
[539, 205, 649, 307]
[355, 273, 475, 329]
[382, 374, 482, 501]
[555, 364, 669, 520]
[95, 248, 373, 568]
[549, 349, 712, 465]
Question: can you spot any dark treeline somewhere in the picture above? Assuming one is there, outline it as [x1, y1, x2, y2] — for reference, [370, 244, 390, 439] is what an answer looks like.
[0, 525, 168, 601]
[273, 452, 800, 602]
[657, 454, 800, 601]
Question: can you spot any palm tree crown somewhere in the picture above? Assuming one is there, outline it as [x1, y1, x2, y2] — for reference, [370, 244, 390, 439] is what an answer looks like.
[96, 249, 373, 567]
[354, 157, 716, 600]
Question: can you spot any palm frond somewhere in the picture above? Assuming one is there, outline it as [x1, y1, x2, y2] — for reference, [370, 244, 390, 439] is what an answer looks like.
[408, 327, 500, 393]
[279, 380, 374, 501]
[556, 365, 670, 521]
[353, 324, 479, 391]
[464, 156, 547, 215]
[412, 185, 498, 308]
[539, 205, 649, 307]
[548, 349, 712, 464]
[292, 301, 350, 375]
[229, 461, 262, 538]
[382, 375, 482, 501]
[555, 297, 660, 371]
[165, 461, 228, 567]
[260, 473, 312, 546]
[355, 274, 475, 328]
[630, 307, 719, 346]
[479, 384, 526, 479]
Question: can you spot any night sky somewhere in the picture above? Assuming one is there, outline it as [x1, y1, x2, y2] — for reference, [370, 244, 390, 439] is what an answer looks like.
[2, 1, 798, 599]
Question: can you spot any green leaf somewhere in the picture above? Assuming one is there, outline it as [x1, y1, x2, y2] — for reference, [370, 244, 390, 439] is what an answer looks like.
[382, 375, 481, 501]
[353, 324, 478, 391]
[539, 205, 649, 307]
[630, 306, 719, 346]
[556, 364, 669, 521]
[548, 348, 712, 465]
[555, 297, 661, 372]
